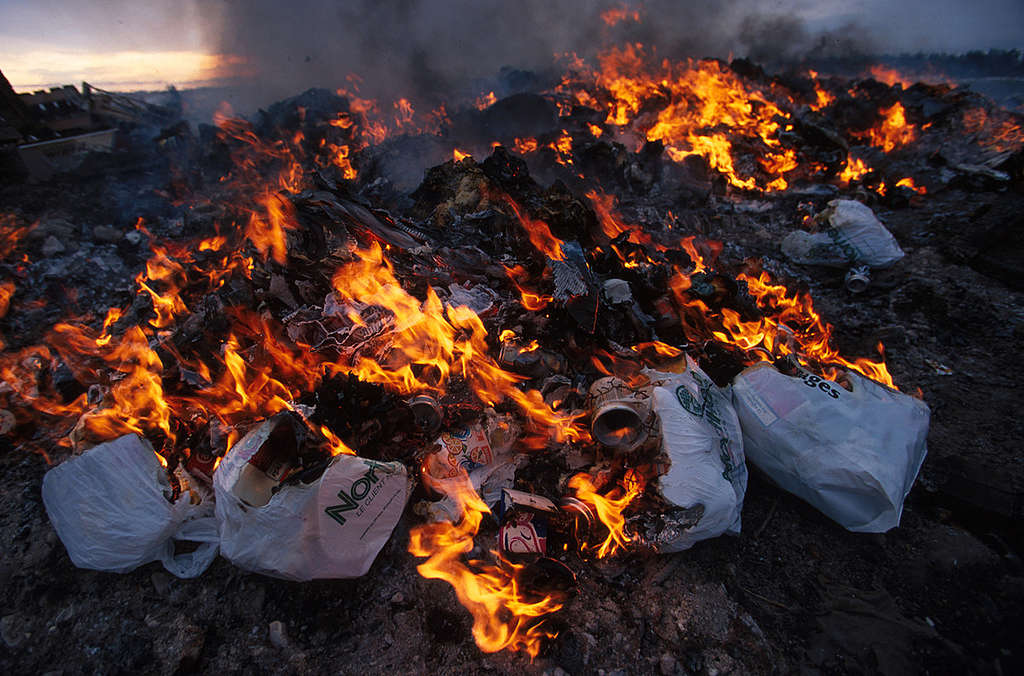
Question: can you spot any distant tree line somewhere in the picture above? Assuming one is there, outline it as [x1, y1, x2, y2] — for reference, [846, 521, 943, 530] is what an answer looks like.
[805, 49, 1024, 79]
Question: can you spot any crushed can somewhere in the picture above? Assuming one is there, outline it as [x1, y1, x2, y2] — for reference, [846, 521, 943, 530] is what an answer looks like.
[499, 512, 548, 555]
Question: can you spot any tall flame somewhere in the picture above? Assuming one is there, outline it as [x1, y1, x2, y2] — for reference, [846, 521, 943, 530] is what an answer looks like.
[409, 477, 564, 658]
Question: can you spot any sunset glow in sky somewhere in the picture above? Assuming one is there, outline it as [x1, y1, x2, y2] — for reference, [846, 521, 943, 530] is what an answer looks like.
[0, 1, 246, 91]
[1, 0, 1022, 93]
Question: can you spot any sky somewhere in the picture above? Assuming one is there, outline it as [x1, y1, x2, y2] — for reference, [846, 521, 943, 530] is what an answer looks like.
[1, 0, 1022, 93]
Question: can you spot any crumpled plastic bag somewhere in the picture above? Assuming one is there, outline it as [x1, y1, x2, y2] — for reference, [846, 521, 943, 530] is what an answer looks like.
[42, 434, 219, 578]
[647, 358, 748, 552]
[731, 363, 929, 532]
[782, 199, 904, 268]
[214, 437, 410, 581]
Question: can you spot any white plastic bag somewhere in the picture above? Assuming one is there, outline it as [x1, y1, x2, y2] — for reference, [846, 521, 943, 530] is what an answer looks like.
[647, 359, 748, 552]
[42, 434, 219, 578]
[731, 363, 929, 532]
[214, 436, 409, 581]
[782, 199, 904, 268]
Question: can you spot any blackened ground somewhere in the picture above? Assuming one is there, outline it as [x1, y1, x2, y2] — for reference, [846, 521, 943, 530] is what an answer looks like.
[1, 167, 1023, 676]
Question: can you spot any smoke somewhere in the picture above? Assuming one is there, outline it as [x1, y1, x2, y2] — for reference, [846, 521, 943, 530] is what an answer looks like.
[197, 0, 1022, 108]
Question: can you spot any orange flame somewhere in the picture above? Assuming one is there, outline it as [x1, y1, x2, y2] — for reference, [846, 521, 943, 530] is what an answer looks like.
[502, 197, 566, 261]
[513, 137, 538, 155]
[568, 471, 644, 558]
[896, 177, 927, 195]
[409, 477, 564, 658]
[601, 4, 643, 26]
[860, 102, 917, 152]
[840, 155, 871, 184]
[246, 192, 297, 264]
[686, 270, 897, 389]
[475, 91, 497, 110]
[0, 280, 14, 319]
[561, 45, 797, 191]
[963, 108, 1024, 152]
[808, 70, 835, 111]
[502, 264, 553, 311]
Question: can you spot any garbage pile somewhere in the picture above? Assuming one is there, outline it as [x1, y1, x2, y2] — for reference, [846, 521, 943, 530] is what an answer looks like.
[1, 44, 1020, 659]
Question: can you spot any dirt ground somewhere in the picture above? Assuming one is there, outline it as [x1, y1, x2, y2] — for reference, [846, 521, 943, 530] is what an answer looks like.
[2, 136, 1023, 676]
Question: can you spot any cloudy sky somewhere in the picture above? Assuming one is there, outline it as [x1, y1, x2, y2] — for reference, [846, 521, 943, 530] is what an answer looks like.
[1, 0, 1021, 92]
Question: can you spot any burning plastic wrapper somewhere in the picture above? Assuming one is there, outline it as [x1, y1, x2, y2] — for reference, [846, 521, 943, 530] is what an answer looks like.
[644, 358, 748, 552]
[782, 199, 904, 269]
[731, 363, 929, 532]
[214, 414, 410, 581]
[417, 413, 521, 522]
[42, 434, 219, 578]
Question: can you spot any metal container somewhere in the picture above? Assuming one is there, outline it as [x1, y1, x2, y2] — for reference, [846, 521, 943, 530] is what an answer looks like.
[844, 265, 871, 293]
[588, 376, 653, 453]
[408, 394, 443, 436]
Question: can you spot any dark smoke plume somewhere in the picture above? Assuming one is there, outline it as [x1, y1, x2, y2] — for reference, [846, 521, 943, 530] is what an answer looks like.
[198, 0, 1023, 109]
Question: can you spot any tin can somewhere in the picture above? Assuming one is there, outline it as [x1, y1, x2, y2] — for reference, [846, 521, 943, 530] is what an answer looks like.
[588, 376, 654, 453]
[844, 265, 871, 293]
[408, 394, 443, 436]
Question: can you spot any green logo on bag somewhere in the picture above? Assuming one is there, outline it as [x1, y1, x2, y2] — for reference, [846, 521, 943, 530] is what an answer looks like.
[675, 374, 739, 482]
[324, 459, 397, 526]
[675, 385, 705, 416]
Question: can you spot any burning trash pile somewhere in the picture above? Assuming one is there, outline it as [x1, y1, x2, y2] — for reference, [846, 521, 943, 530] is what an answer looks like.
[1, 43, 1022, 664]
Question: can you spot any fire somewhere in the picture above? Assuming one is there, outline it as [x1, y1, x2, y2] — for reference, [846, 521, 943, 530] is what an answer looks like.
[868, 64, 913, 88]
[587, 123, 603, 138]
[860, 102, 917, 152]
[328, 242, 581, 444]
[323, 142, 357, 180]
[51, 323, 173, 444]
[0, 213, 35, 260]
[319, 425, 356, 456]
[502, 264, 553, 311]
[963, 108, 1024, 152]
[568, 471, 643, 558]
[454, 148, 471, 162]
[710, 270, 896, 389]
[501, 197, 566, 261]
[549, 131, 574, 166]
[0, 280, 14, 319]
[246, 192, 297, 264]
[808, 70, 834, 111]
[588, 197, 896, 389]
[559, 44, 798, 191]
[866, 64, 951, 88]
[896, 177, 927, 195]
[588, 189, 634, 240]
[513, 137, 538, 155]
[840, 155, 871, 184]
[475, 91, 497, 110]
[601, 4, 643, 26]
[409, 477, 564, 658]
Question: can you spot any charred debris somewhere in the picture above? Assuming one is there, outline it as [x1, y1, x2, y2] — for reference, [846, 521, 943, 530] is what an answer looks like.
[2, 51, 1024, 672]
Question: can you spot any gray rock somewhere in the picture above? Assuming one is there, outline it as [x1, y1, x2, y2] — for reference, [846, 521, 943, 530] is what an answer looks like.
[269, 620, 290, 649]
[151, 571, 172, 596]
[41, 236, 66, 257]
[31, 216, 75, 241]
[659, 653, 678, 675]
[124, 230, 146, 246]
[1, 614, 24, 648]
[92, 224, 122, 243]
